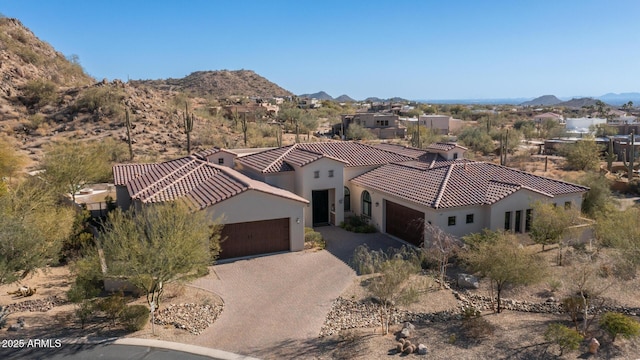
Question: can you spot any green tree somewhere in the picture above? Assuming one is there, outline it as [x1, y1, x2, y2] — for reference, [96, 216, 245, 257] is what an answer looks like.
[600, 312, 640, 343]
[422, 223, 461, 288]
[461, 231, 547, 313]
[578, 173, 615, 217]
[529, 201, 577, 253]
[0, 178, 74, 284]
[562, 138, 601, 171]
[366, 258, 420, 334]
[0, 136, 27, 181]
[594, 207, 640, 274]
[41, 140, 114, 202]
[99, 202, 221, 309]
[346, 123, 374, 140]
[544, 323, 582, 356]
[408, 124, 442, 148]
[458, 127, 495, 155]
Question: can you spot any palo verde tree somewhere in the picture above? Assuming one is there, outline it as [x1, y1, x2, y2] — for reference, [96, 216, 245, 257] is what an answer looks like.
[99, 201, 222, 309]
[0, 177, 75, 285]
[599, 312, 640, 343]
[41, 139, 116, 202]
[350, 245, 422, 334]
[0, 135, 27, 184]
[462, 230, 547, 313]
[562, 137, 602, 171]
[529, 201, 580, 264]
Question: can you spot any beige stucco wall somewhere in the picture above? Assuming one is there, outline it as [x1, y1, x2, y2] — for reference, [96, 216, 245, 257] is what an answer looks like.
[203, 190, 306, 252]
[291, 157, 345, 226]
[351, 182, 586, 239]
[263, 172, 296, 193]
[203, 151, 237, 168]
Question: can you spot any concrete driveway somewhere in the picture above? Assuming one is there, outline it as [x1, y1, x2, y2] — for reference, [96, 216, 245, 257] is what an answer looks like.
[190, 226, 403, 358]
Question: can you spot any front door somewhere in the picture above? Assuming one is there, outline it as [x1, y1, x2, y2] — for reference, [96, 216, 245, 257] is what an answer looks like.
[312, 190, 329, 226]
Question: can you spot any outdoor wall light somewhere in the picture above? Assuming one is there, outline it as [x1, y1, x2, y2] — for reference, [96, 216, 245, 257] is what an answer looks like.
[375, 202, 379, 207]
[296, 218, 301, 224]
[338, 199, 343, 204]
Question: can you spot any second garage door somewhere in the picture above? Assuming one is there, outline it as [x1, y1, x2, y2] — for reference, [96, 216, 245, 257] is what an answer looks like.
[219, 218, 290, 260]
[385, 200, 425, 246]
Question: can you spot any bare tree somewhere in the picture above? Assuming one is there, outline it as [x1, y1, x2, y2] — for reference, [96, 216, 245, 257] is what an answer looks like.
[422, 223, 461, 288]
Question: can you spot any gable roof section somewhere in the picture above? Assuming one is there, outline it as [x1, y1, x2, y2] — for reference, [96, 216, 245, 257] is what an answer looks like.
[373, 143, 430, 158]
[426, 142, 468, 152]
[350, 162, 588, 209]
[236, 141, 415, 173]
[113, 156, 308, 209]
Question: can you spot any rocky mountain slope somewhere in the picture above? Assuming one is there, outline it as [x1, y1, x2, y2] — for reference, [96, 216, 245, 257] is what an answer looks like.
[520, 95, 562, 106]
[0, 18, 290, 168]
[131, 70, 293, 99]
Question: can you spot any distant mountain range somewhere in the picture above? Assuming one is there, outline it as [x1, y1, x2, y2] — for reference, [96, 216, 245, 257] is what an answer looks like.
[520, 95, 563, 106]
[299, 91, 357, 102]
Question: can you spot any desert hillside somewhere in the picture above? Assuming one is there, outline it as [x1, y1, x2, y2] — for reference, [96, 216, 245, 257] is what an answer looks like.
[0, 17, 291, 169]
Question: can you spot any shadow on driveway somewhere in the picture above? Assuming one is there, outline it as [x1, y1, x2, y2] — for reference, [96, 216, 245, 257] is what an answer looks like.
[315, 226, 405, 269]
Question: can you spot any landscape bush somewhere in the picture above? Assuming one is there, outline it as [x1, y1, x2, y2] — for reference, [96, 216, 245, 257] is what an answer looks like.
[599, 312, 640, 343]
[340, 215, 376, 233]
[75, 86, 125, 117]
[120, 304, 149, 332]
[304, 227, 325, 249]
[544, 323, 582, 356]
[97, 292, 126, 326]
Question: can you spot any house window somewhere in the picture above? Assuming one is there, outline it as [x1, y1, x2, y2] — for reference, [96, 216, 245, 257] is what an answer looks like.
[344, 187, 350, 212]
[328, 170, 334, 178]
[362, 191, 372, 217]
[218, 158, 224, 165]
[448, 216, 456, 226]
[466, 214, 474, 224]
[314, 170, 319, 179]
[453, 153, 458, 160]
[515, 210, 522, 233]
[564, 201, 571, 209]
[504, 211, 512, 231]
[525, 209, 532, 232]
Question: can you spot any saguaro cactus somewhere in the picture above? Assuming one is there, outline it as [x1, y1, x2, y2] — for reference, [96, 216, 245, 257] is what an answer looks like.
[499, 129, 509, 166]
[605, 137, 616, 172]
[184, 103, 194, 154]
[622, 130, 636, 179]
[125, 108, 134, 160]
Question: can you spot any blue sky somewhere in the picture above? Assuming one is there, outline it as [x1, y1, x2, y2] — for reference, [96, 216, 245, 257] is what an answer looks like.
[2, 1, 639, 100]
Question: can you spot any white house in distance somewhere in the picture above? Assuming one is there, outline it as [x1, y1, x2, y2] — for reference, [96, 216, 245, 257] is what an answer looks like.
[565, 117, 607, 134]
[113, 141, 588, 259]
[533, 112, 564, 124]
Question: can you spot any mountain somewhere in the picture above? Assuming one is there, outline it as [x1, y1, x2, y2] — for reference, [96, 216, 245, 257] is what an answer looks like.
[0, 17, 296, 166]
[131, 70, 293, 99]
[334, 94, 355, 102]
[520, 95, 562, 107]
[597, 92, 640, 106]
[299, 91, 333, 100]
[557, 97, 601, 109]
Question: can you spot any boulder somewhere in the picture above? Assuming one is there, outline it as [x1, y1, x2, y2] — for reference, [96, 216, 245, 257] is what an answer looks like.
[402, 322, 415, 331]
[418, 343, 428, 355]
[457, 274, 479, 289]
[398, 327, 411, 338]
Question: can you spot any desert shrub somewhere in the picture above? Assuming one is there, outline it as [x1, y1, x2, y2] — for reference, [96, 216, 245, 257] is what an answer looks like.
[304, 227, 325, 249]
[120, 304, 149, 331]
[544, 323, 582, 356]
[98, 292, 126, 326]
[346, 123, 374, 140]
[340, 215, 376, 233]
[350, 244, 422, 275]
[600, 312, 640, 343]
[22, 79, 58, 107]
[67, 255, 103, 303]
[75, 86, 125, 117]
[461, 307, 495, 340]
[75, 300, 96, 329]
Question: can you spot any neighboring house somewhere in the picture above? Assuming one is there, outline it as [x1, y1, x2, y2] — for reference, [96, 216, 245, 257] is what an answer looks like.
[112, 156, 308, 260]
[533, 112, 564, 124]
[340, 113, 406, 139]
[565, 117, 607, 134]
[414, 115, 465, 134]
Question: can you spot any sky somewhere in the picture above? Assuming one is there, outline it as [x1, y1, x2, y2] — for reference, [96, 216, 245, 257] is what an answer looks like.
[2, 0, 640, 100]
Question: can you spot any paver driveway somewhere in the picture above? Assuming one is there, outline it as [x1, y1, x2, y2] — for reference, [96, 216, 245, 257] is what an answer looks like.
[190, 226, 403, 358]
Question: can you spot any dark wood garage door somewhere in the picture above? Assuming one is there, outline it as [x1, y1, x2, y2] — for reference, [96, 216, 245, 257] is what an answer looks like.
[385, 200, 425, 246]
[219, 218, 290, 260]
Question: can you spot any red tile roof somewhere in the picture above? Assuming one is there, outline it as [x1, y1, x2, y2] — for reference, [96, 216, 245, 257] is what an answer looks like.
[425, 142, 468, 152]
[236, 141, 415, 173]
[350, 162, 588, 209]
[113, 156, 308, 209]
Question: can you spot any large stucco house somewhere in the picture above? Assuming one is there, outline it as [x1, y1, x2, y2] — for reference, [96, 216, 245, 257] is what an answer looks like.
[113, 141, 588, 259]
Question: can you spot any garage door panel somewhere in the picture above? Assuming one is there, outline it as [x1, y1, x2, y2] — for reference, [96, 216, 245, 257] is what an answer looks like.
[385, 201, 424, 247]
[219, 218, 290, 259]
